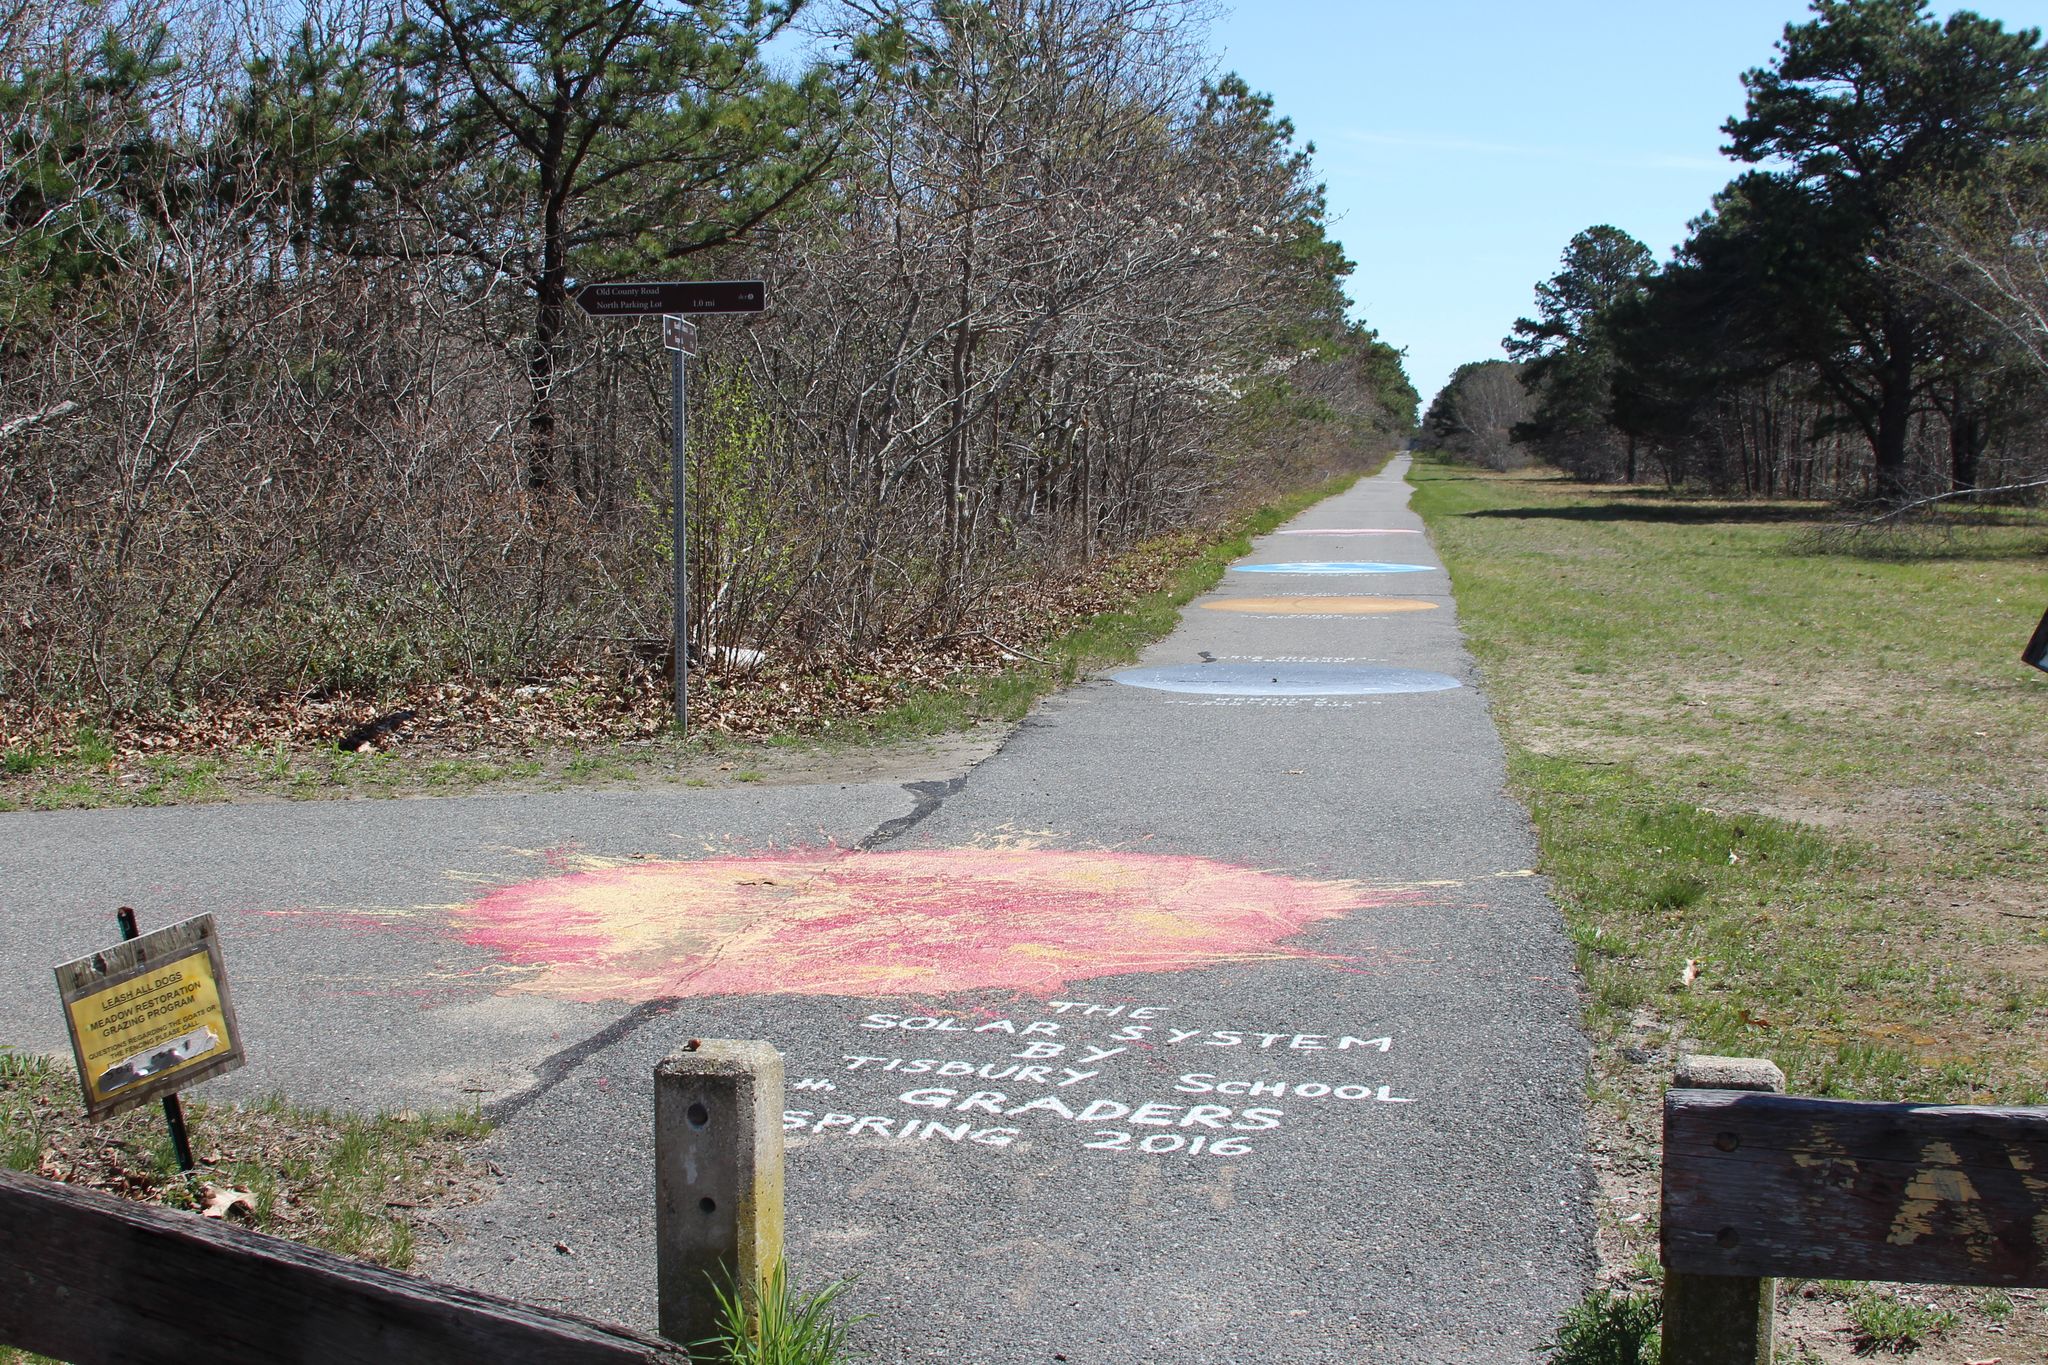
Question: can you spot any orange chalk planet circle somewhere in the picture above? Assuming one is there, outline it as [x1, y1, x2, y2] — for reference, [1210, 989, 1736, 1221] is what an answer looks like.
[459, 848, 1400, 1002]
[1199, 596, 1439, 615]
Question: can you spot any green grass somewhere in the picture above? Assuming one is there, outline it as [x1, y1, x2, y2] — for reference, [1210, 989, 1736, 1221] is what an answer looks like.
[0, 1047, 488, 1272]
[1846, 1292, 1959, 1353]
[1411, 458, 2048, 1105]
[1541, 1288, 1660, 1364]
[696, 1260, 862, 1365]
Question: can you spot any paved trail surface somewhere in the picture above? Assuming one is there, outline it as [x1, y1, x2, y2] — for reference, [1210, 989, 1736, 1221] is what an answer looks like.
[0, 456, 1589, 1362]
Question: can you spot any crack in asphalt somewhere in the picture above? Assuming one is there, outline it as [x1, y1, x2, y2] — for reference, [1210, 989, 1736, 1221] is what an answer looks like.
[485, 996, 680, 1123]
[489, 773, 970, 1123]
[858, 775, 966, 850]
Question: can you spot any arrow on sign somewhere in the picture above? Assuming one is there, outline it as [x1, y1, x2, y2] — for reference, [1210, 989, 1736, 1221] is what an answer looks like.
[574, 280, 766, 317]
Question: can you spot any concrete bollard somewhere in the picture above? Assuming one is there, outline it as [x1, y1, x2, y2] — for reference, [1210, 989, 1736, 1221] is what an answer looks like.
[1661, 1054, 1785, 1365]
[654, 1040, 785, 1348]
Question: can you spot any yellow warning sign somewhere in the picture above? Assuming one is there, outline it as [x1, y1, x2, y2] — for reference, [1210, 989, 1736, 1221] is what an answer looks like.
[55, 914, 244, 1118]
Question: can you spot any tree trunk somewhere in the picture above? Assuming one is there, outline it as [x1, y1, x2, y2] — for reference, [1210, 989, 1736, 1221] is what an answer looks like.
[1949, 409, 1984, 492]
[1871, 316, 1915, 504]
[527, 282, 563, 493]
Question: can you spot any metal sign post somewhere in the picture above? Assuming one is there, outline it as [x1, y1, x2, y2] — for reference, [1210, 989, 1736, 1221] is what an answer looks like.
[573, 282, 763, 735]
[665, 316, 697, 729]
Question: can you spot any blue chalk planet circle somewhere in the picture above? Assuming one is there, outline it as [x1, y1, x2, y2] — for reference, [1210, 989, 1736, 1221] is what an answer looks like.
[1232, 562, 1432, 575]
[1111, 663, 1462, 697]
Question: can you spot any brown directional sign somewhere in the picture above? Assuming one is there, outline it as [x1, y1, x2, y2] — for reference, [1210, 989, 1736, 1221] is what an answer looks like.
[575, 280, 765, 317]
[662, 315, 698, 355]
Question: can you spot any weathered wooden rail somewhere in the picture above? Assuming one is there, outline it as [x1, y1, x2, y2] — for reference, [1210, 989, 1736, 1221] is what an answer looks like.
[0, 1167, 686, 1364]
[1660, 1056, 2048, 1365]
[0, 1038, 792, 1365]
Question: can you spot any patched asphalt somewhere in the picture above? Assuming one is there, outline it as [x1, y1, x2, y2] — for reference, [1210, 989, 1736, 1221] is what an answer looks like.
[0, 455, 1591, 1362]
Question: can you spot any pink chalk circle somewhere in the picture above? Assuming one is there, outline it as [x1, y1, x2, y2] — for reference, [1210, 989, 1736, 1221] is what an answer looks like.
[457, 848, 1409, 1002]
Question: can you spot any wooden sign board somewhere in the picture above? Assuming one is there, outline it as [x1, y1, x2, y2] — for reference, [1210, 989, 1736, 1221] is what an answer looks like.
[1662, 1089, 2048, 1288]
[54, 914, 245, 1119]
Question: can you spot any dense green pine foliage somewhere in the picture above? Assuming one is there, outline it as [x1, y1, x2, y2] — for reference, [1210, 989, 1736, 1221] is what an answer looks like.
[1453, 0, 2048, 501]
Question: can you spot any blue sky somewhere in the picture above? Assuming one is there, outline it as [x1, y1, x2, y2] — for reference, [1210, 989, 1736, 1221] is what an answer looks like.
[1206, 1, 2048, 407]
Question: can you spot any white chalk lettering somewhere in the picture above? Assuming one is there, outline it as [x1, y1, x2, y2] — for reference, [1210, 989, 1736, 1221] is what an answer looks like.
[1085, 1131, 1255, 1157]
[1012, 1041, 1065, 1059]
[859, 1013, 1059, 1036]
[1171, 1072, 1415, 1103]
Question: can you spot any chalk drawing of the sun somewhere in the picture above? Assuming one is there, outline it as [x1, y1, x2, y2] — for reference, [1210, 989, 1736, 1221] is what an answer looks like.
[457, 849, 1400, 1003]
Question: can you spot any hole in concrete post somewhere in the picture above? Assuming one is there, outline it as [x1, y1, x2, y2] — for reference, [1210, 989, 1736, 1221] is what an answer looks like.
[687, 1101, 709, 1128]
[699, 1197, 717, 1215]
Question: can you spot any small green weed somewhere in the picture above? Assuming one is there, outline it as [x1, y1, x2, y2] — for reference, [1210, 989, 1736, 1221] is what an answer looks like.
[697, 1260, 862, 1365]
[2, 746, 43, 775]
[1542, 1288, 1660, 1364]
[72, 727, 114, 765]
[1846, 1291, 1958, 1353]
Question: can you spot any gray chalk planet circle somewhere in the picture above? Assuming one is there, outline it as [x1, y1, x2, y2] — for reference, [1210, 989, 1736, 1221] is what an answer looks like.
[1232, 561, 1432, 575]
[1110, 663, 1462, 696]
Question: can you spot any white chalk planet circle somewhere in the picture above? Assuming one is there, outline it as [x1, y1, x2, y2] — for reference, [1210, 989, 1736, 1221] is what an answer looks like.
[1199, 597, 1439, 616]
[1111, 663, 1461, 696]
[1232, 562, 1433, 575]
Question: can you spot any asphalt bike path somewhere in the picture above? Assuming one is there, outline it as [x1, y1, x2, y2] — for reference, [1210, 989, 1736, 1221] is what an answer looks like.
[433, 455, 1592, 1362]
[0, 455, 1591, 1361]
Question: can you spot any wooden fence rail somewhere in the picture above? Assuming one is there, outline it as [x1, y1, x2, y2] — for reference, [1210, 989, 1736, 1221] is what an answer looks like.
[1660, 1065, 2048, 1365]
[0, 1168, 686, 1365]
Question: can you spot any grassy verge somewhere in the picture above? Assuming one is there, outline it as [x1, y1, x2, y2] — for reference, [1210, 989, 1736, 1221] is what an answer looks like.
[1, 1044, 492, 1363]
[1411, 458, 2048, 1361]
[1, 1044, 488, 1268]
[0, 463, 1380, 809]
